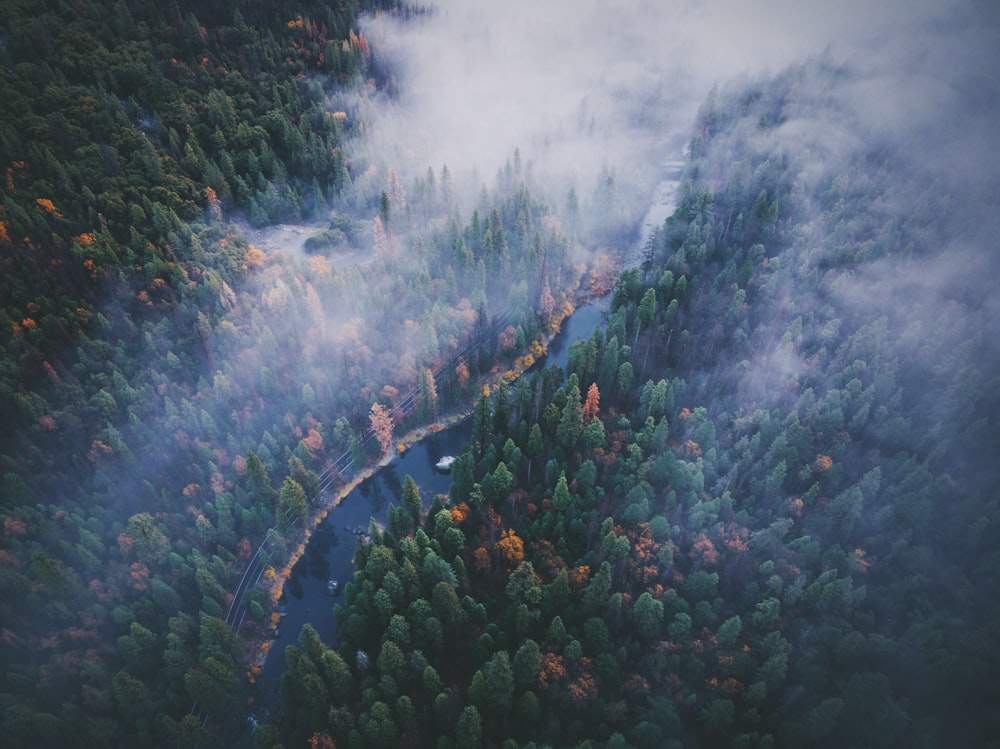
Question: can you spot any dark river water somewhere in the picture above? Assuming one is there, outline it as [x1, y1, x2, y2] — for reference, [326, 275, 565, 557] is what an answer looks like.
[247, 298, 609, 725]
[246, 157, 681, 731]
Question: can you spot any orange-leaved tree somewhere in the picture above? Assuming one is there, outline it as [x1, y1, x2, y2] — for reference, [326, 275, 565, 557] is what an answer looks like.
[583, 382, 600, 424]
[370, 402, 394, 457]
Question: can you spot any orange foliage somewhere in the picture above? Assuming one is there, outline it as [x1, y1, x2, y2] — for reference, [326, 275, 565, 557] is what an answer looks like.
[538, 277, 555, 326]
[348, 29, 370, 56]
[4, 518, 26, 537]
[308, 255, 331, 276]
[450, 502, 470, 526]
[129, 562, 150, 591]
[237, 538, 253, 561]
[583, 382, 600, 424]
[626, 525, 661, 584]
[370, 403, 394, 456]
[623, 673, 650, 695]
[568, 658, 598, 703]
[244, 245, 266, 270]
[472, 546, 491, 573]
[308, 733, 336, 749]
[87, 440, 113, 462]
[210, 473, 226, 493]
[495, 529, 524, 568]
[587, 252, 620, 297]
[21, 317, 36, 330]
[35, 198, 62, 216]
[302, 428, 324, 456]
[851, 547, 871, 573]
[679, 407, 691, 420]
[182, 483, 200, 497]
[539, 652, 566, 686]
[691, 533, 717, 566]
[720, 523, 749, 552]
[530, 538, 565, 580]
[567, 564, 590, 597]
[722, 677, 743, 695]
[684, 439, 701, 457]
[41, 360, 60, 386]
[499, 325, 517, 352]
[455, 359, 470, 389]
[205, 186, 222, 219]
[511, 352, 536, 372]
[116, 532, 134, 556]
[6, 161, 24, 192]
[0, 220, 9, 245]
[815, 454, 833, 472]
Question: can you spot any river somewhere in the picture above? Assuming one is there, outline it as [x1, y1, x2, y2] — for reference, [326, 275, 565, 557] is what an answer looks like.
[245, 153, 682, 730]
[246, 295, 609, 725]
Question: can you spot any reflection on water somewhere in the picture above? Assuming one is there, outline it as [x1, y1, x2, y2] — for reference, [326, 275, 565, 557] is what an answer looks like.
[251, 420, 476, 713]
[248, 161, 683, 732]
[251, 293, 614, 717]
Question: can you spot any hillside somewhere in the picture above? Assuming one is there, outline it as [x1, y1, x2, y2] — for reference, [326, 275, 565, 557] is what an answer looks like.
[272, 57, 1000, 749]
[2, 2, 997, 748]
[0, 2, 602, 746]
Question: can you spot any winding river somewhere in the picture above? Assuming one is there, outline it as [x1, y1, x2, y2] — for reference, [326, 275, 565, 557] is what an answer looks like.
[246, 154, 683, 728]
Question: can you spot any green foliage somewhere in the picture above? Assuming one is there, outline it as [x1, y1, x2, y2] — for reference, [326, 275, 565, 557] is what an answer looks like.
[274, 54, 997, 749]
[6, 6, 994, 744]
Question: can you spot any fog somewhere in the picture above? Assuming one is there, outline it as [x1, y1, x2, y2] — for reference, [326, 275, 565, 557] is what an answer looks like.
[345, 0, 988, 218]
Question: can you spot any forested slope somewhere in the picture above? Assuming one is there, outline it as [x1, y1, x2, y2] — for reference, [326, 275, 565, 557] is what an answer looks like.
[275, 58, 1000, 748]
[0, 2, 600, 746]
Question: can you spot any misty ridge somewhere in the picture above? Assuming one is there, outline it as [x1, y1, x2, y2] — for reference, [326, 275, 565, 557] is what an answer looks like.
[275, 1, 1000, 746]
[0, 0, 998, 746]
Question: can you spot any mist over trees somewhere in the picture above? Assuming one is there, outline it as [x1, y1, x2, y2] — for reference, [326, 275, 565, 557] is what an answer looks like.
[0, 0, 600, 745]
[1, 0, 998, 747]
[274, 19, 1000, 749]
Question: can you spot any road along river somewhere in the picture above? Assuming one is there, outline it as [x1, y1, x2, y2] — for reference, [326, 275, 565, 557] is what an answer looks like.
[245, 153, 683, 730]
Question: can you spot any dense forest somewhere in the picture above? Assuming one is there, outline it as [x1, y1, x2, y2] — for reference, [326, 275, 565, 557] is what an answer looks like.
[271, 57, 1000, 749]
[0, 1, 631, 746]
[2, 1, 998, 748]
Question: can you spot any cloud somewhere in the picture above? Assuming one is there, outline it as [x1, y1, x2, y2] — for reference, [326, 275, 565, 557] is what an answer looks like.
[341, 0, 996, 246]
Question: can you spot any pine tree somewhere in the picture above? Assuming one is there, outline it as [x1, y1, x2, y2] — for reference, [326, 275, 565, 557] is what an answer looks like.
[402, 474, 422, 527]
[557, 383, 583, 453]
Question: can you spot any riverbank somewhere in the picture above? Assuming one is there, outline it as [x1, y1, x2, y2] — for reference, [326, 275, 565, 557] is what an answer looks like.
[242, 293, 580, 686]
[238, 150, 683, 722]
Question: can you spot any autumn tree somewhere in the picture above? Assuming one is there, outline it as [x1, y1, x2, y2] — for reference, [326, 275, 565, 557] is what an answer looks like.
[495, 529, 525, 570]
[370, 402, 394, 458]
[419, 367, 438, 420]
[538, 276, 555, 328]
[583, 382, 600, 424]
